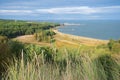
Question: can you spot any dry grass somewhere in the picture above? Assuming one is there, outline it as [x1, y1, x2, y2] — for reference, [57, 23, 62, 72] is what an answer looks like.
[53, 29, 108, 46]
[13, 35, 50, 46]
[3, 50, 120, 80]
[13, 34, 80, 48]
[13, 30, 108, 48]
[55, 40, 79, 48]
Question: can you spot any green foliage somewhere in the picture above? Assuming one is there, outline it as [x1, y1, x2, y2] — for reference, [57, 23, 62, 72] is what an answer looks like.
[7, 41, 24, 58]
[0, 19, 59, 38]
[108, 39, 114, 50]
[0, 36, 8, 43]
[0, 40, 119, 80]
[0, 43, 11, 74]
[96, 54, 119, 80]
[45, 29, 56, 36]
[2, 48, 120, 80]
[24, 44, 54, 62]
[0, 19, 120, 80]
[107, 39, 120, 54]
[0, 40, 24, 76]
[34, 30, 56, 43]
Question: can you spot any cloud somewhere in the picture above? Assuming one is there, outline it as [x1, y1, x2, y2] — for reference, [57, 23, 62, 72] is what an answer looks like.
[36, 6, 120, 14]
[36, 6, 97, 14]
[0, 10, 32, 13]
[93, 6, 120, 13]
[0, 6, 31, 9]
[0, 6, 120, 16]
[0, 10, 32, 15]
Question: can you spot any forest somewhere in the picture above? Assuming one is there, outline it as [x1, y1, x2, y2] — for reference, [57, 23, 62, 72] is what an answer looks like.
[0, 19, 120, 80]
[0, 19, 59, 38]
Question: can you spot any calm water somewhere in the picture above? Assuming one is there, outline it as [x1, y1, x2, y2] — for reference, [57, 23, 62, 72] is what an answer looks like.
[55, 20, 120, 40]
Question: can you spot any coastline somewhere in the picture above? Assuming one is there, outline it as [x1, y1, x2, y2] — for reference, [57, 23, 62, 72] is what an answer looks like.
[53, 27, 108, 46]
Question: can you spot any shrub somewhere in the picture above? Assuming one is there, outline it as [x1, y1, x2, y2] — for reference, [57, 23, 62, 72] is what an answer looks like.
[34, 30, 55, 43]
[96, 54, 120, 80]
[8, 41, 24, 58]
[24, 44, 54, 63]
[0, 36, 8, 43]
[108, 40, 120, 54]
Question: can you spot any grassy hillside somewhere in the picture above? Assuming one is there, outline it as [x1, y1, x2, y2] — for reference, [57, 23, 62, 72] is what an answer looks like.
[0, 19, 120, 80]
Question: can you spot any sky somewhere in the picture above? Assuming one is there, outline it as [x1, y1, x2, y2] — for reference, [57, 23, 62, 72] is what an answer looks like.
[0, 0, 120, 20]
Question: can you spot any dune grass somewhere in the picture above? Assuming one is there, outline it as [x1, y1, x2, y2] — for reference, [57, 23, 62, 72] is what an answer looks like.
[2, 47, 120, 80]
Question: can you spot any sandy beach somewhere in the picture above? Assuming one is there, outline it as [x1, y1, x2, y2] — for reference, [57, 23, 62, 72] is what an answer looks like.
[53, 28, 108, 46]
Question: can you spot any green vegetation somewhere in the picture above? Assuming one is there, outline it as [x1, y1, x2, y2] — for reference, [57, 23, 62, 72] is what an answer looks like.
[0, 19, 120, 80]
[0, 40, 24, 77]
[34, 29, 56, 43]
[0, 40, 119, 80]
[1, 44, 120, 80]
[0, 36, 8, 43]
[0, 19, 59, 38]
[108, 39, 120, 54]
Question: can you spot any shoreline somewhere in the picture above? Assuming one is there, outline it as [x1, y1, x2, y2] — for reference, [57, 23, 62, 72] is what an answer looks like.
[53, 27, 108, 46]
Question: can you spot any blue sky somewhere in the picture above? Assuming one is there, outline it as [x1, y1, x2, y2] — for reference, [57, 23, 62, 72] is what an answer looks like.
[0, 0, 120, 20]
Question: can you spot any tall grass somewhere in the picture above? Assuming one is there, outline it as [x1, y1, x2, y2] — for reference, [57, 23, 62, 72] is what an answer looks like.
[2, 49, 120, 80]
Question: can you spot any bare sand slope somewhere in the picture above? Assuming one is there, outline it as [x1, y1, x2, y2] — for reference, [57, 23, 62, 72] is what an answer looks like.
[53, 29, 108, 46]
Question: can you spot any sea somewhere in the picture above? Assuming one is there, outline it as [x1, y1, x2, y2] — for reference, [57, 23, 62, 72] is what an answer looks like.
[40, 20, 120, 40]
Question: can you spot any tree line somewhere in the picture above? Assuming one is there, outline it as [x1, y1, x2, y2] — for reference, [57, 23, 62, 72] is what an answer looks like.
[0, 19, 59, 38]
